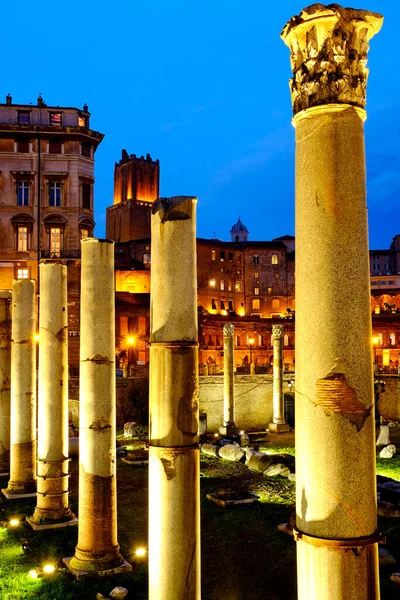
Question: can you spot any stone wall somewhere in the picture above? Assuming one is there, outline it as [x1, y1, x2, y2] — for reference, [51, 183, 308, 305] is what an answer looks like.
[199, 374, 295, 432]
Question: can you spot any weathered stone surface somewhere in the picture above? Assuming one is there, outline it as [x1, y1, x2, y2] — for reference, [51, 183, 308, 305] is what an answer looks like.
[377, 425, 390, 446]
[124, 422, 138, 437]
[201, 443, 219, 457]
[378, 548, 396, 566]
[218, 444, 245, 462]
[245, 449, 274, 472]
[110, 587, 129, 600]
[288, 473, 296, 482]
[390, 573, 400, 584]
[380, 445, 396, 459]
[264, 463, 290, 478]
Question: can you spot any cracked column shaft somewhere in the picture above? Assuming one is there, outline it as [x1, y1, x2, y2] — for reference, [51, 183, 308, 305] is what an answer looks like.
[0, 291, 11, 474]
[282, 5, 383, 599]
[149, 196, 200, 600]
[220, 323, 237, 436]
[6, 279, 36, 494]
[29, 263, 75, 525]
[69, 239, 128, 574]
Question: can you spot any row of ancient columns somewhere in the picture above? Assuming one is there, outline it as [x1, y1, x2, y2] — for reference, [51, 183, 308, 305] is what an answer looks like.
[0, 4, 383, 598]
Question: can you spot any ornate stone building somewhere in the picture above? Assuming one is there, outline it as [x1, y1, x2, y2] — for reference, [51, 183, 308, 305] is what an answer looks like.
[0, 94, 104, 365]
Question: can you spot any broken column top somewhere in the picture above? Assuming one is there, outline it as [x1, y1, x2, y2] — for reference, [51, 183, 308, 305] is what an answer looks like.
[281, 3, 383, 114]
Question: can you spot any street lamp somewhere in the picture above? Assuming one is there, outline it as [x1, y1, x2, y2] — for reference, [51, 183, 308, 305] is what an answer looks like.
[249, 337, 254, 366]
[372, 336, 379, 364]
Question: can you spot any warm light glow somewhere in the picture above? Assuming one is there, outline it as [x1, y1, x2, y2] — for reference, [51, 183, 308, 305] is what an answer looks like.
[209, 279, 216, 288]
[249, 338, 254, 346]
[239, 308, 245, 316]
[135, 547, 147, 558]
[29, 569, 39, 579]
[214, 433, 219, 437]
[127, 336, 136, 346]
[239, 430, 244, 435]
[43, 564, 55, 574]
[9, 519, 19, 527]
[34, 334, 40, 342]
[372, 336, 379, 345]
[221, 310, 227, 316]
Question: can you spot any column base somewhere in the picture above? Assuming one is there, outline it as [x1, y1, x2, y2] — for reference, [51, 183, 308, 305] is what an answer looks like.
[219, 424, 238, 437]
[2, 488, 36, 500]
[26, 515, 78, 531]
[63, 557, 132, 580]
[268, 422, 291, 433]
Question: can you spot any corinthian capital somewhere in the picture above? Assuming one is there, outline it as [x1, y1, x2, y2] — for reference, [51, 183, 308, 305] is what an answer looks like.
[272, 324, 284, 339]
[223, 323, 234, 337]
[281, 3, 383, 115]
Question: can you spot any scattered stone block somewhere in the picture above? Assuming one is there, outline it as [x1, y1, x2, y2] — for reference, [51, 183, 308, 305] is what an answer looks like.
[376, 425, 390, 446]
[124, 422, 137, 438]
[379, 548, 396, 566]
[390, 573, 400, 584]
[110, 587, 129, 600]
[218, 444, 245, 462]
[288, 473, 296, 482]
[388, 421, 397, 428]
[264, 463, 290, 478]
[239, 433, 250, 447]
[380, 445, 396, 459]
[201, 444, 219, 457]
[245, 449, 274, 472]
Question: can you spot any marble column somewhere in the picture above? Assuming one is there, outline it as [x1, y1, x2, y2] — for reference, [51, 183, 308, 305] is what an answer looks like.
[3, 280, 36, 498]
[149, 196, 200, 600]
[28, 264, 76, 529]
[219, 323, 237, 436]
[269, 324, 289, 433]
[64, 239, 130, 576]
[282, 5, 383, 599]
[0, 291, 12, 475]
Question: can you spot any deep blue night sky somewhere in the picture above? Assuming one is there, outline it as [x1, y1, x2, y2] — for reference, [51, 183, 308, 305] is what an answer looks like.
[2, 1, 398, 249]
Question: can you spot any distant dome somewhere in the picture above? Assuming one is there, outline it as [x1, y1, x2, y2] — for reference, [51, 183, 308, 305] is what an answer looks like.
[230, 218, 248, 242]
[230, 218, 248, 233]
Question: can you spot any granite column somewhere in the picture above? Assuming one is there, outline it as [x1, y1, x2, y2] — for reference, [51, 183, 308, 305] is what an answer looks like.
[282, 5, 383, 599]
[149, 196, 200, 600]
[220, 323, 237, 436]
[269, 324, 289, 433]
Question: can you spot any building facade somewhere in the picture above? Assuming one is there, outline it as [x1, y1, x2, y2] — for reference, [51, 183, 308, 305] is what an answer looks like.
[0, 94, 104, 365]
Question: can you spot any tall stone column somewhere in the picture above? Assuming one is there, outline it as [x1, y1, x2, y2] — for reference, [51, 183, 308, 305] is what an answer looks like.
[219, 323, 237, 436]
[64, 239, 130, 577]
[269, 324, 289, 433]
[149, 196, 200, 600]
[28, 264, 76, 529]
[3, 280, 36, 498]
[282, 6, 383, 600]
[0, 291, 12, 475]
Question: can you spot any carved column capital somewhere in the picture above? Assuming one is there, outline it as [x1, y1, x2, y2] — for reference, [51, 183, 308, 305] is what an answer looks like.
[272, 324, 284, 339]
[223, 323, 234, 338]
[281, 4, 383, 115]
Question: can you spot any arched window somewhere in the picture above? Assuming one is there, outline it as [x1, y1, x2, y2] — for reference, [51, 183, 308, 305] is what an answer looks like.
[253, 254, 259, 265]
[272, 299, 280, 310]
[390, 333, 396, 346]
[284, 334, 289, 347]
[235, 235, 239, 243]
[378, 333, 383, 346]
[143, 252, 151, 264]
[271, 254, 278, 265]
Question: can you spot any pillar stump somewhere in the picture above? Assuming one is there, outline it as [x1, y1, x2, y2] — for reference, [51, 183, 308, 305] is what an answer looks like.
[27, 264, 77, 530]
[64, 239, 130, 577]
[219, 323, 237, 436]
[282, 5, 383, 599]
[3, 280, 36, 499]
[149, 196, 200, 600]
[269, 324, 290, 433]
[0, 291, 11, 476]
